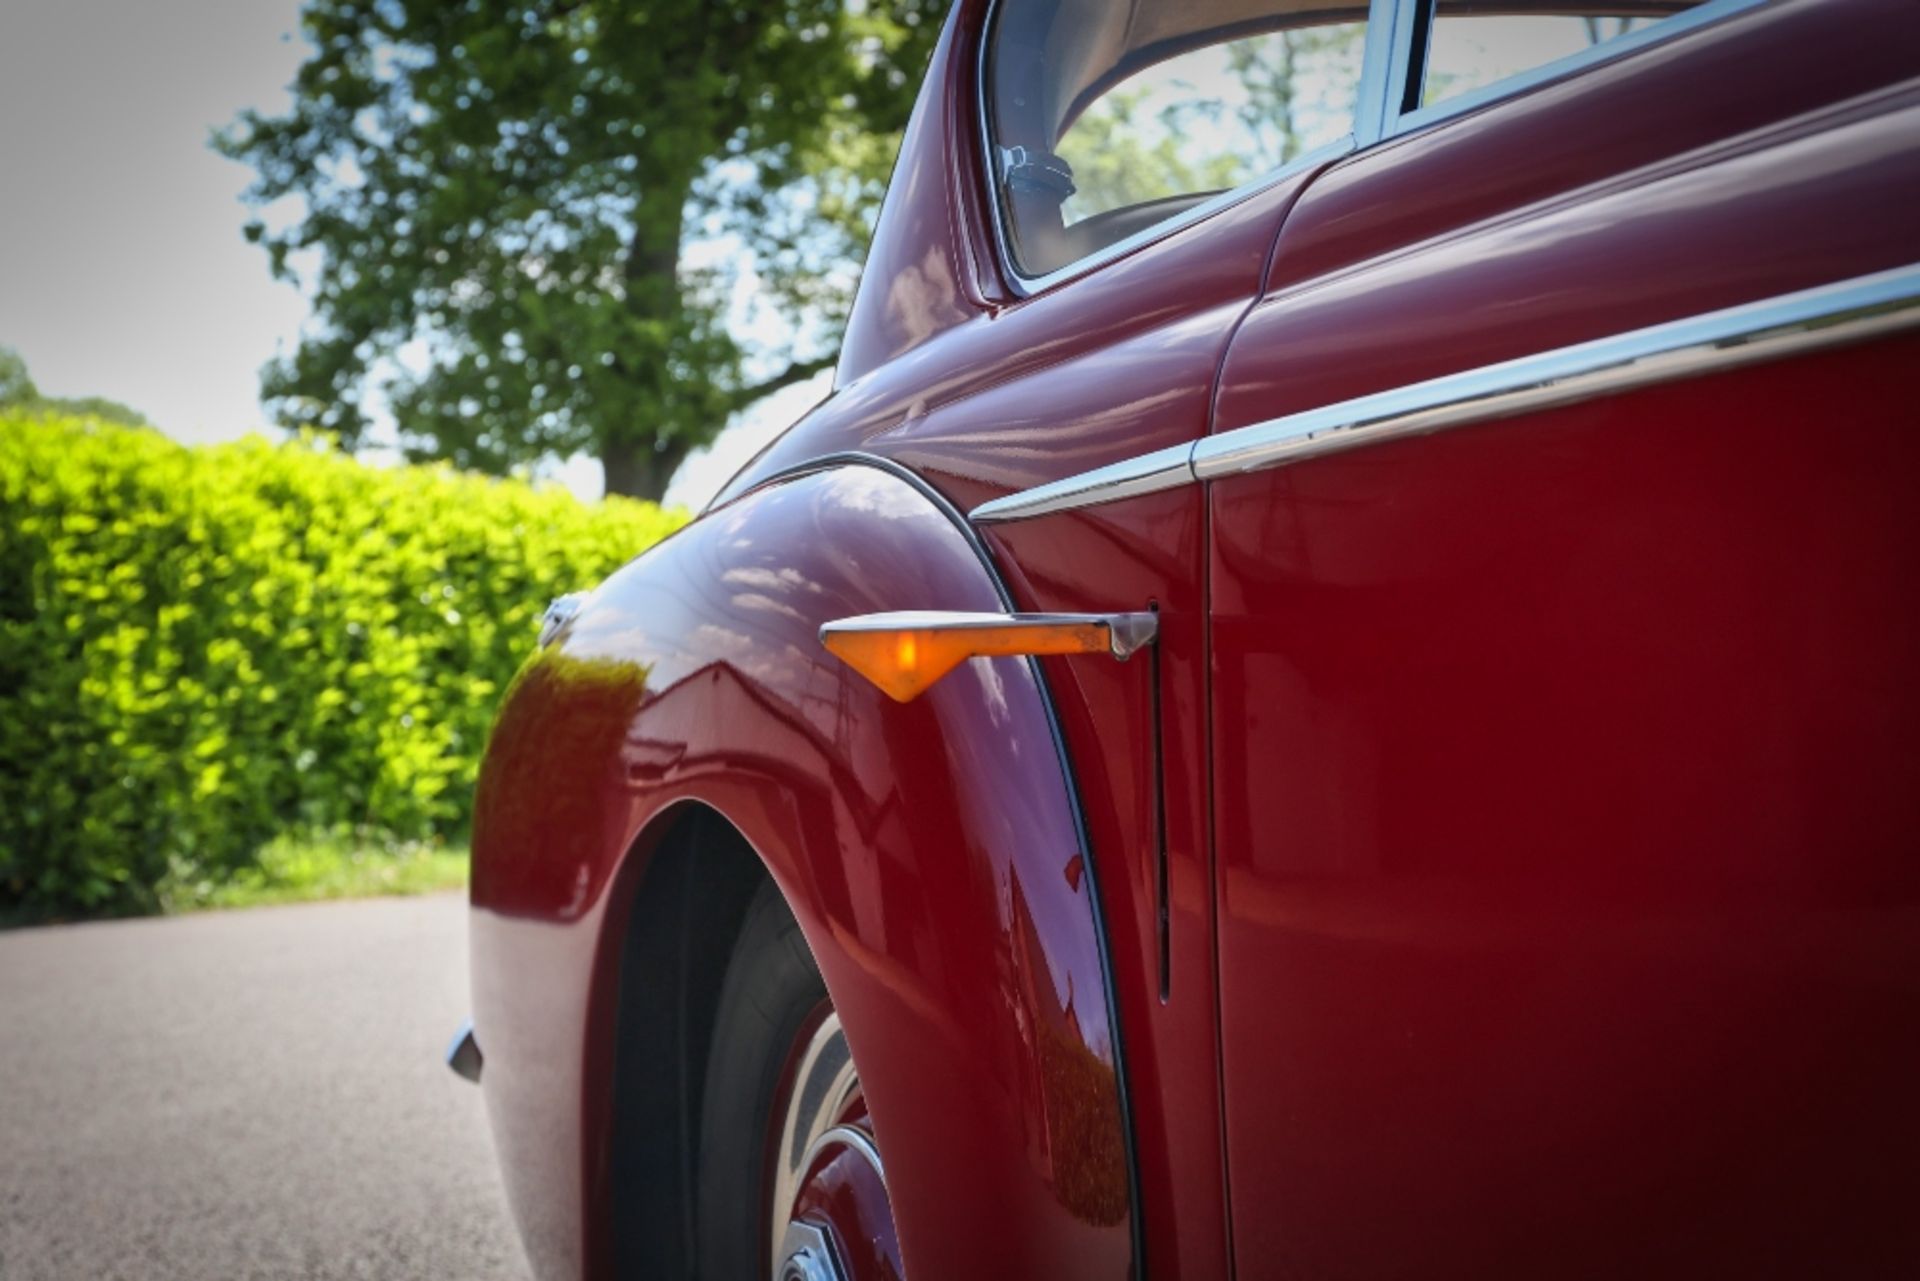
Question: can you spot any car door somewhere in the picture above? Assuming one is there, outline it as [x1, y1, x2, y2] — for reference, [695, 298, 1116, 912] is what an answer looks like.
[1206, 0, 1920, 1274]
[896, 5, 1388, 1273]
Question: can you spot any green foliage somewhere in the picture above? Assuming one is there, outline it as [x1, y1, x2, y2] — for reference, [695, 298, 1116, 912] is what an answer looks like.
[38, 395, 153, 429]
[0, 345, 150, 428]
[0, 347, 37, 407]
[217, 0, 944, 499]
[0, 411, 684, 918]
[158, 830, 469, 912]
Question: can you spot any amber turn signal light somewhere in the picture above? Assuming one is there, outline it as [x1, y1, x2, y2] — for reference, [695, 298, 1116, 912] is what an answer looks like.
[819, 610, 1156, 702]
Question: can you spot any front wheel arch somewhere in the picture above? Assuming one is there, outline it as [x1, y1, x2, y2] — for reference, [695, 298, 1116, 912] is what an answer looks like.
[472, 461, 1138, 1278]
[603, 805, 766, 1277]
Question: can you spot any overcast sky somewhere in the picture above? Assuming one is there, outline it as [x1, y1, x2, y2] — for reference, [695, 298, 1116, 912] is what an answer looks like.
[0, 0, 819, 510]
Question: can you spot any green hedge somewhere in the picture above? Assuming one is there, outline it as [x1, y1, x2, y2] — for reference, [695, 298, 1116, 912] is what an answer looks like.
[0, 413, 684, 916]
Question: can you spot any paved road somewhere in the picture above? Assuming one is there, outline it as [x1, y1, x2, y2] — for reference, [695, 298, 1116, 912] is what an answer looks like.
[0, 894, 529, 1280]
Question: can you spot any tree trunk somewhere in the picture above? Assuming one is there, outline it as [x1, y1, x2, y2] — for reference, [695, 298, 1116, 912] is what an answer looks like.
[601, 436, 690, 503]
[597, 171, 697, 504]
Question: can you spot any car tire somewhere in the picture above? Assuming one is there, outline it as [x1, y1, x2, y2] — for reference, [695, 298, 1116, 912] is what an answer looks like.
[694, 877, 830, 1279]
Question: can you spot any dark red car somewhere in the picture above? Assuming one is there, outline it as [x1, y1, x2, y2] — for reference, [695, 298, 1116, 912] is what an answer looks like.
[451, 0, 1920, 1275]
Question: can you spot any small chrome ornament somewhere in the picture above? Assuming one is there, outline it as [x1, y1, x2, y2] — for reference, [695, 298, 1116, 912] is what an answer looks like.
[539, 592, 587, 648]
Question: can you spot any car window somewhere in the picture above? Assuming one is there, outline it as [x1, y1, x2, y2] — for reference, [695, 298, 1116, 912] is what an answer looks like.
[1419, 1, 1706, 111]
[986, 0, 1370, 282]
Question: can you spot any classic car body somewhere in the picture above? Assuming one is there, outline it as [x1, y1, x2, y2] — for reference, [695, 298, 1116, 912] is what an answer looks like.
[461, 0, 1920, 1276]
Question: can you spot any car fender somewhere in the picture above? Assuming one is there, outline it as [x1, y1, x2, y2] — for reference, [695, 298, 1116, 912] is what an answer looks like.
[469, 458, 1136, 1279]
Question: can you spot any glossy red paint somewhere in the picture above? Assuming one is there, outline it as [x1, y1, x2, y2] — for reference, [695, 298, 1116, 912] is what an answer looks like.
[471, 464, 1131, 1279]
[843, 161, 1324, 1279]
[1209, 0, 1920, 1271]
[730, 1, 1327, 508]
[726, 7, 1336, 1265]
[1260, 0, 1920, 303]
[472, 0, 1920, 1274]
[1223, 21, 1920, 431]
[1208, 340, 1920, 1277]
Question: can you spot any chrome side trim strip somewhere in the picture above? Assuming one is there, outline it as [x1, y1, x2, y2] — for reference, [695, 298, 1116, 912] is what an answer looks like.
[1193, 263, 1920, 480]
[970, 442, 1195, 523]
[969, 263, 1920, 523]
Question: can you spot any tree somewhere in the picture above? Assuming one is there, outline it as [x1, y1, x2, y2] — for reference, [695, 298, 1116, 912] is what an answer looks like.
[0, 346, 150, 427]
[221, 0, 942, 500]
[0, 347, 37, 409]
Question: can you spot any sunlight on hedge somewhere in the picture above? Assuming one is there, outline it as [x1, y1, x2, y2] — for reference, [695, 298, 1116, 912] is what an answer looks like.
[0, 413, 686, 917]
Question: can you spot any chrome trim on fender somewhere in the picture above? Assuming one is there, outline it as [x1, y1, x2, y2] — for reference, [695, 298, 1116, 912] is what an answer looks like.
[538, 591, 587, 647]
[969, 263, 1920, 523]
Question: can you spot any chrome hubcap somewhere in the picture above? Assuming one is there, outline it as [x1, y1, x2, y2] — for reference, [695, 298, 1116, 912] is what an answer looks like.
[769, 1008, 862, 1281]
[777, 1220, 840, 1281]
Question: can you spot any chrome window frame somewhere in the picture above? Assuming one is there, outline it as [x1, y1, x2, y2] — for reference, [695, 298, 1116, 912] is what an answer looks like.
[1380, 0, 1772, 138]
[975, 0, 1401, 297]
[975, 0, 1773, 297]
